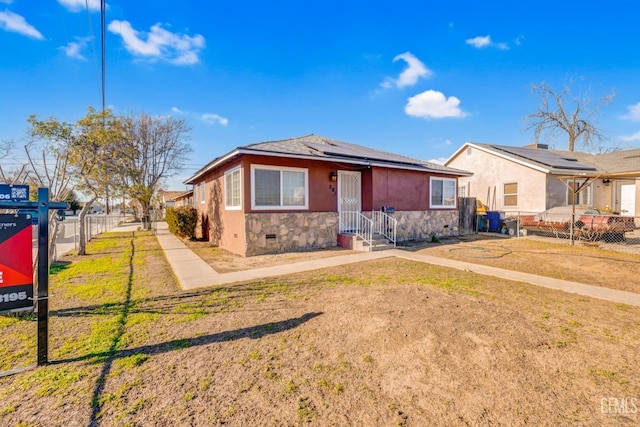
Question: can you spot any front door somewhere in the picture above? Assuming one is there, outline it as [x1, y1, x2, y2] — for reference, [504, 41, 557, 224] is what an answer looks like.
[620, 184, 636, 216]
[338, 171, 361, 231]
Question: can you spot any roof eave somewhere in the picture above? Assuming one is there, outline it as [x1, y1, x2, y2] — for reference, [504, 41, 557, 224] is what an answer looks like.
[186, 147, 470, 182]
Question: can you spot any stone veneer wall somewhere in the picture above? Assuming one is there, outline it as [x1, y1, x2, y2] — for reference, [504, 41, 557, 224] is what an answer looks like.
[391, 210, 459, 242]
[245, 212, 339, 256]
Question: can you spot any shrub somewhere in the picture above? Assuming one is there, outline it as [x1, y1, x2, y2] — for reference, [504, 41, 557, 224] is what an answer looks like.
[166, 206, 197, 238]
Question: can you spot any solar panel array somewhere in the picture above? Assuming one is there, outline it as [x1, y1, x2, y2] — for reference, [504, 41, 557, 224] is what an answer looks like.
[492, 145, 596, 171]
[301, 140, 424, 166]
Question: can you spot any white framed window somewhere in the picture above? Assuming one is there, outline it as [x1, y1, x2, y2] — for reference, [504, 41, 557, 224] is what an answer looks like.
[200, 182, 206, 204]
[251, 164, 308, 210]
[224, 167, 242, 210]
[566, 179, 592, 206]
[503, 182, 518, 207]
[430, 177, 456, 208]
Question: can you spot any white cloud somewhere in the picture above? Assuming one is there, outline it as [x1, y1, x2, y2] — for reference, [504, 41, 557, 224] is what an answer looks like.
[381, 52, 432, 89]
[622, 102, 640, 121]
[0, 10, 44, 39]
[57, 0, 101, 12]
[60, 36, 92, 60]
[620, 131, 640, 142]
[426, 157, 447, 165]
[170, 107, 228, 125]
[108, 20, 205, 65]
[466, 35, 491, 48]
[405, 90, 467, 119]
[466, 35, 509, 50]
[201, 113, 228, 126]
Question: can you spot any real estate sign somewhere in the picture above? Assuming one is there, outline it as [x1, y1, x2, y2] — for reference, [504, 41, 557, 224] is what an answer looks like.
[0, 214, 33, 313]
[0, 184, 29, 202]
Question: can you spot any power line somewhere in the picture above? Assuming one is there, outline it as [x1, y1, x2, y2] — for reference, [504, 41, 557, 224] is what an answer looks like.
[101, 0, 106, 114]
[84, 0, 101, 107]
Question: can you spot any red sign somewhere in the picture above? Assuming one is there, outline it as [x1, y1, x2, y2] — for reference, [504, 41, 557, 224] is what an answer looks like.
[0, 214, 33, 313]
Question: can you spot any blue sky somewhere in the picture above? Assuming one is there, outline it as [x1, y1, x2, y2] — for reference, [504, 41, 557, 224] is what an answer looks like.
[2, 0, 640, 189]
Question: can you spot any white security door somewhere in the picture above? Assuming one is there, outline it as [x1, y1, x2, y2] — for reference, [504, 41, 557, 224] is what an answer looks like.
[338, 171, 361, 231]
[338, 171, 361, 213]
[620, 184, 636, 216]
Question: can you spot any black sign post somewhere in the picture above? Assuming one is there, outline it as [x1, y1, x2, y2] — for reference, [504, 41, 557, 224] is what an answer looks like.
[0, 186, 66, 367]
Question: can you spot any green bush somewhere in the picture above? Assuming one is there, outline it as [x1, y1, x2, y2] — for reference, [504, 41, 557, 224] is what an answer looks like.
[166, 206, 197, 238]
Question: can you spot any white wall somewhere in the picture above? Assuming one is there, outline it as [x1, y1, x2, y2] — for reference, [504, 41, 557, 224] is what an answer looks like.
[448, 145, 549, 213]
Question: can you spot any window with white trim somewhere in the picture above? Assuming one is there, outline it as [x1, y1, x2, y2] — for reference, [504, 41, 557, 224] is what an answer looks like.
[566, 179, 592, 206]
[224, 167, 242, 210]
[430, 177, 456, 208]
[503, 182, 518, 207]
[251, 165, 308, 209]
[200, 182, 206, 204]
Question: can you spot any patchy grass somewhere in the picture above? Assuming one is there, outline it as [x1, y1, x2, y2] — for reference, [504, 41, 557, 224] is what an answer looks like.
[1, 231, 639, 425]
[416, 235, 640, 293]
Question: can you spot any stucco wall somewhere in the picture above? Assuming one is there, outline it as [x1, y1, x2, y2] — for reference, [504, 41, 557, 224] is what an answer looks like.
[545, 176, 570, 211]
[369, 168, 433, 211]
[449, 146, 549, 212]
[245, 212, 339, 256]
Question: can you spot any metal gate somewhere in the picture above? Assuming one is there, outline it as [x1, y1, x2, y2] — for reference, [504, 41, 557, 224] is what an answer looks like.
[338, 171, 361, 231]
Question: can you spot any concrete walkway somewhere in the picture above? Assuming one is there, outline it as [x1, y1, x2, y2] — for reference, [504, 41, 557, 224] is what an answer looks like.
[114, 222, 640, 307]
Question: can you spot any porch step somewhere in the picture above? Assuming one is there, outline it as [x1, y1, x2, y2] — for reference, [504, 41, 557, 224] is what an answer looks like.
[339, 233, 394, 252]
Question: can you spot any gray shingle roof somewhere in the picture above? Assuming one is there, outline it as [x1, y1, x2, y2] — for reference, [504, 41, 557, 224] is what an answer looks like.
[467, 143, 640, 176]
[241, 134, 469, 175]
[551, 148, 640, 174]
[187, 134, 472, 184]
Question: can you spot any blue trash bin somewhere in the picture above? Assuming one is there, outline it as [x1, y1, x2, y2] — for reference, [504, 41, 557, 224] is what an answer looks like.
[486, 211, 502, 232]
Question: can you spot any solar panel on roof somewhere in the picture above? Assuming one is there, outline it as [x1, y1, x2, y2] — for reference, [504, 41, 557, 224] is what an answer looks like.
[493, 145, 596, 171]
[301, 141, 424, 166]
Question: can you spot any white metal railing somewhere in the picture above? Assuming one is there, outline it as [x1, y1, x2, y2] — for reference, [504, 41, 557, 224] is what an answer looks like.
[339, 211, 373, 247]
[372, 210, 397, 247]
[339, 210, 397, 248]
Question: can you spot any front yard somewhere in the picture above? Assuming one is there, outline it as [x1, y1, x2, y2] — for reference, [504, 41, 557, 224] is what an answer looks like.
[0, 232, 639, 425]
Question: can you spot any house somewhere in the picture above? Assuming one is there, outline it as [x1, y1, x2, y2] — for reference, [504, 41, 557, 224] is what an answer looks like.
[156, 190, 185, 209]
[155, 189, 192, 219]
[184, 134, 471, 256]
[445, 142, 640, 216]
[171, 190, 194, 208]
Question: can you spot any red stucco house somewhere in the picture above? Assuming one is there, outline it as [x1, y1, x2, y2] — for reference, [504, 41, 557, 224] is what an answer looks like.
[184, 134, 471, 256]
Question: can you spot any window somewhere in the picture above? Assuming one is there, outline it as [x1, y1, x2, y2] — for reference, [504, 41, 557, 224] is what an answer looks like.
[200, 182, 206, 204]
[458, 185, 467, 198]
[430, 177, 456, 208]
[225, 167, 242, 210]
[566, 179, 592, 206]
[251, 165, 308, 209]
[503, 183, 518, 207]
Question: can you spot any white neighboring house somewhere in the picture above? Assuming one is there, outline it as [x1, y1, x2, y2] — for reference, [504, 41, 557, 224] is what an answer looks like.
[445, 142, 640, 216]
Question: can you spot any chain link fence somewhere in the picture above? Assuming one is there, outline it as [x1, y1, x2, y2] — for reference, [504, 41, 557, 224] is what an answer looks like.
[494, 208, 640, 248]
[52, 214, 127, 259]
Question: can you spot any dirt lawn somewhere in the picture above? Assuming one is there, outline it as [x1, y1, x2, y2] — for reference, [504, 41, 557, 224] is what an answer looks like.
[411, 234, 640, 293]
[1, 233, 639, 426]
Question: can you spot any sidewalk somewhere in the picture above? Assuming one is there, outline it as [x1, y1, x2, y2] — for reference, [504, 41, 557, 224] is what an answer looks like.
[117, 222, 640, 307]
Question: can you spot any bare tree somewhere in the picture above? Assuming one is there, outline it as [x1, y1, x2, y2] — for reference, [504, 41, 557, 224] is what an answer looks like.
[24, 114, 75, 272]
[524, 80, 615, 152]
[119, 113, 192, 230]
[0, 140, 30, 185]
